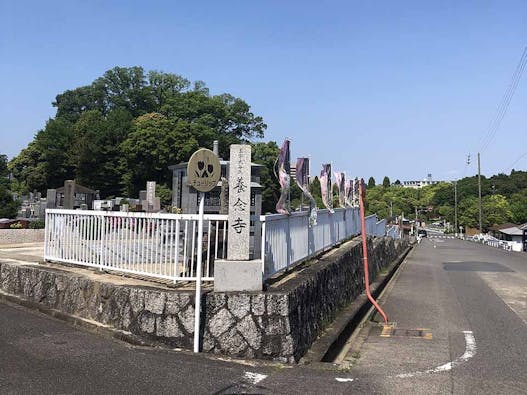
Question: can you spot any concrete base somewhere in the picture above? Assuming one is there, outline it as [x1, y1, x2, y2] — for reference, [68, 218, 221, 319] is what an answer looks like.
[214, 259, 262, 292]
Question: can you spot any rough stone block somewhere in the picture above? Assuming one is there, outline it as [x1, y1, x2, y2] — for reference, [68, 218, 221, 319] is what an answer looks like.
[144, 290, 166, 314]
[236, 315, 261, 350]
[266, 294, 289, 316]
[179, 305, 195, 334]
[227, 294, 251, 319]
[140, 312, 156, 334]
[156, 316, 183, 338]
[218, 327, 247, 355]
[251, 294, 265, 316]
[209, 308, 235, 338]
[214, 259, 262, 292]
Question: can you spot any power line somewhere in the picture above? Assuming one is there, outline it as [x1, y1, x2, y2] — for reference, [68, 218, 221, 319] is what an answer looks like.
[503, 148, 527, 173]
[478, 46, 527, 153]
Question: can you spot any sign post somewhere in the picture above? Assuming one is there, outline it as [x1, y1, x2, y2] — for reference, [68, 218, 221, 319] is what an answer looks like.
[186, 148, 221, 353]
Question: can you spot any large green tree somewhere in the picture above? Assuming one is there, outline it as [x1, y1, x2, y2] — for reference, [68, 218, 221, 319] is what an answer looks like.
[10, 66, 267, 201]
[251, 141, 280, 213]
[120, 113, 201, 196]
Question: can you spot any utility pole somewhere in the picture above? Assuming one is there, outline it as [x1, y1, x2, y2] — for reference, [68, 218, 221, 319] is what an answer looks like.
[478, 152, 482, 234]
[454, 181, 458, 236]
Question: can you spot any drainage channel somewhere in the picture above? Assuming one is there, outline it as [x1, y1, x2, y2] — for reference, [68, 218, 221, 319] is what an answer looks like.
[316, 245, 414, 364]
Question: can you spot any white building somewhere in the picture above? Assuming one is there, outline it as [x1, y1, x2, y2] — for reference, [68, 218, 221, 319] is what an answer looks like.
[401, 174, 445, 189]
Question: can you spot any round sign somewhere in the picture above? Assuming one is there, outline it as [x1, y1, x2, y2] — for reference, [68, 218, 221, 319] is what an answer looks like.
[187, 148, 221, 192]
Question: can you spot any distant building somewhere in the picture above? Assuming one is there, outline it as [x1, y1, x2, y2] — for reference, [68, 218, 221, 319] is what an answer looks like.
[401, 174, 445, 189]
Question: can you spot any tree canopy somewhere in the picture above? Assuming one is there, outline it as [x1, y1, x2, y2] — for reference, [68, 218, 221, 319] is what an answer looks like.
[9, 67, 267, 199]
[363, 170, 527, 230]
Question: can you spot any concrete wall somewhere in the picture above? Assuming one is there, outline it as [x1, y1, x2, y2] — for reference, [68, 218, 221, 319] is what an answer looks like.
[0, 229, 45, 245]
[0, 236, 407, 363]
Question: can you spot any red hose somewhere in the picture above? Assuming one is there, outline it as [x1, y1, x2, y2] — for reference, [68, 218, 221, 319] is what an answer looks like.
[358, 179, 389, 324]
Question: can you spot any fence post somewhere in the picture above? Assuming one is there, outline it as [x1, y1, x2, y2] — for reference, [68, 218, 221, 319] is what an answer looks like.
[261, 218, 266, 277]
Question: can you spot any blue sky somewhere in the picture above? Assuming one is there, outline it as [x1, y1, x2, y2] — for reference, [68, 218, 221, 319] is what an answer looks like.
[1, 0, 526, 183]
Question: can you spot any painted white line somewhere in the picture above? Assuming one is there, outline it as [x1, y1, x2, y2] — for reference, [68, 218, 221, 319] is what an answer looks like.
[335, 378, 354, 382]
[244, 372, 268, 385]
[394, 331, 476, 378]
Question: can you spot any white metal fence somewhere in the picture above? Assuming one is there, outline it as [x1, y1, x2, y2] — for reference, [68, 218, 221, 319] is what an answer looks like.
[260, 207, 387, 279]
[45, 207, 396, 283]
[466, 234, 524, 252]
[44, 209, 228, 282]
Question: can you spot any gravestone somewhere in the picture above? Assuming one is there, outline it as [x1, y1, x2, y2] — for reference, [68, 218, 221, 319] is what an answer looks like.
[46, 189, 56, 209]
[146, 181, 156, 210]
[39, 201, 46, 219]
[152, 197, 161, 212]
[64, 180, 75, 209]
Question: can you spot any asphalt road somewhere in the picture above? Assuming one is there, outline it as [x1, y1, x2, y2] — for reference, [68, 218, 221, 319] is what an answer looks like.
[341, 237, 527, 394]
[1, 239, 526, 394]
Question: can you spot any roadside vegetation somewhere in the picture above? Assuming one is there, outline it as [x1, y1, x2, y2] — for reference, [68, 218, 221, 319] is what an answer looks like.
[363, 173, 527, 230]
[4, 66, 281, 213]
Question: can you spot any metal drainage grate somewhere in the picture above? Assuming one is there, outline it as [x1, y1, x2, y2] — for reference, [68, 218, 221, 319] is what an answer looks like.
[380, 325, 432, 339]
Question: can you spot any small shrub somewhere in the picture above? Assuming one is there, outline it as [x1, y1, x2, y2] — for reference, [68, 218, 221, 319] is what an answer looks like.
[29, 220, 45, 229]
[9, 222, 22, 229]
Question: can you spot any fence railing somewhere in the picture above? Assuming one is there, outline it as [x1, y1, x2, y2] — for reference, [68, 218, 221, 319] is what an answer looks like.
[44, 209, 228, 282]
[45, 207, 396, 283]
[260, 207, 386, 279]
[466, 234, 524, 252]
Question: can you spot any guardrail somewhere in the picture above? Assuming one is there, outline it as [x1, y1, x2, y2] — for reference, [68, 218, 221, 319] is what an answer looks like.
[44, 209, 228, 282]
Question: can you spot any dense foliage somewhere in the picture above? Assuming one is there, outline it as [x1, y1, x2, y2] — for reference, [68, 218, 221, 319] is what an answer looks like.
[364, 170, 527, 230]
[0, 154, 20, 218]
[9, 67, 266, 199]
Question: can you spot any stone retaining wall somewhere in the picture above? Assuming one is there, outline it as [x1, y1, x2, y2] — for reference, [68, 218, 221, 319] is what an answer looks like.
[0, 236, 407, 362]
[0, 229, 45, 244]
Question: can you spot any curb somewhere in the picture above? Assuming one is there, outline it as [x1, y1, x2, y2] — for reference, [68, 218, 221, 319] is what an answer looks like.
[300, 244, 413, 365]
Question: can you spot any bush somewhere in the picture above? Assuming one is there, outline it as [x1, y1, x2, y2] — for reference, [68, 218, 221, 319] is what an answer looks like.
[0, 186, 20, 219]
[9, 222, 22, 229]
[29, 220, 45, 229]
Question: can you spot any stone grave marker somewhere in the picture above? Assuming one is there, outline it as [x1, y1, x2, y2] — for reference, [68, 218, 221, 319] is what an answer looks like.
[146, 181, 156, 210]
[64, 180, 75, 209]
[46, 189, 56, 209]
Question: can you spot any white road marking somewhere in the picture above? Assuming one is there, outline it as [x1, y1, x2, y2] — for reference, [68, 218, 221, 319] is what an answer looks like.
[334, 331, 477, 383]
[244, 372, 268, 385]
[394, 331, 476, 378]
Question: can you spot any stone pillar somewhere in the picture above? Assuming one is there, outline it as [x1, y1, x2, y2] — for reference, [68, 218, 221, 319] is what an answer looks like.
[227, 145, 251, 260]
[63, 180, 75, 209]
[215, 145, 262, 292]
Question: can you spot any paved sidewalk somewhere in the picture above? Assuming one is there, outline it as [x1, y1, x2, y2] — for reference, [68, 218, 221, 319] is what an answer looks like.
[0, 242, 45, 263]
